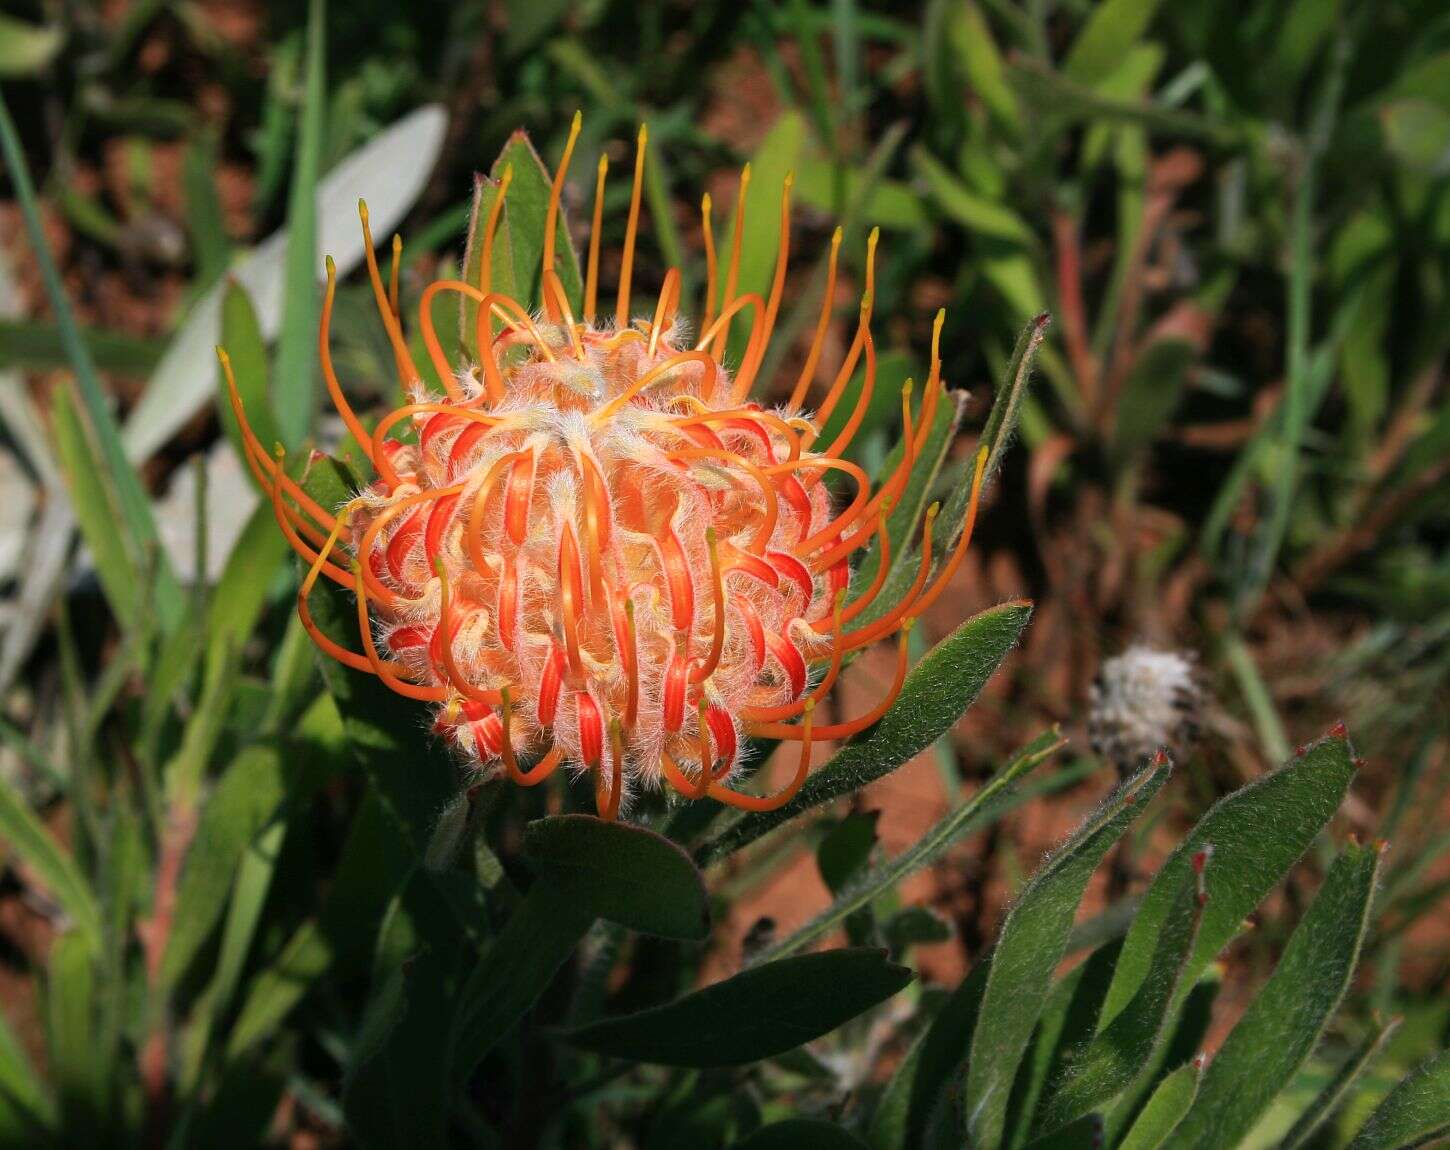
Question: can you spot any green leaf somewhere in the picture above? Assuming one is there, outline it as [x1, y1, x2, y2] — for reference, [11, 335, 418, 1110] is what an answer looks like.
[735, 1118, 871, 1149]
[217, 279, 281, 474]
[0, 89, 184, 631]
[164, 703, 341, 988]
[44, 933, 107, 1141]
[757, 730, 1065, 964]
[343, 877, 468, 1149]
[0, 14, 63, 76]
[817, 810, 881, 895]
[1344, 1049, 1450, 1150]
[872, 959, 989, 1150]
[524, 815, 709, 940]
[0, 319, 162, 374]
[1005, 940, 1125, 1150]
[1022, 1116, 1102, 1150]
[1035, 860, 1203, 1134]
[1381, 100, 1450, 175]
[1063, 0, 1164, 85]
[1112, 339, 1197, 458]
[0, 996, 52, 1138]
[0, 775, 102, 954]
[793, 162, 927, 230]
[184, 133, 233, 289]
[696, 601, 1031, 864]
[460, 129, 584, 352]
[967, 755, 1172, 1149]
[1118, 1060, 1202, 1150]
[1278, 1015, 1401, 1150]
[911, 146, 1035, 245]
[561, 948, 912, 1067]
[952, 4, 1020, 135]
[51, 384, 142, 633]
[1100, 730, 1357, 1030]
[452, 878, 595, 1078]
[227, 792, 413, 1057]
[1174, 840, 1385, 1150]
[204, 499, 289, 669]
[726, 111, 807, 360]
[274, 0, 325, 446]
[850, 382, 964, 626]
[978, 313, 1051, 490]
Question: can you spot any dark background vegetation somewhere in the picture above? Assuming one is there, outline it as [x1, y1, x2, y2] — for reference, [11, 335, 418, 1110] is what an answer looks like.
[0, 0, 1446, 1146]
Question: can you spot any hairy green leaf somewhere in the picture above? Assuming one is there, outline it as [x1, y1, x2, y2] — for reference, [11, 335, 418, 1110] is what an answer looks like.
[1175, 841, 1384, 1150]
[1100, 731, 1357, 1030]
[1344, 1049, 1450, 1150]
[525, 815, 709, 940]
[697, 601, 1031, 863]
[562, 949, 912, 1067]
[1278, 1015, 1401, 1150]
[1119, 1060, 1202, 1150]
[967, 755, 1172, 1148]
[1036, 858, 1202, 1134]
[757, 729, 1064, 964]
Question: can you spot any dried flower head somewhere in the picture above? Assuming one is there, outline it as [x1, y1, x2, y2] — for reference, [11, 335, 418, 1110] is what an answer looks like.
[1089, 645, 1201, 774]
[219, 114, 988, 819]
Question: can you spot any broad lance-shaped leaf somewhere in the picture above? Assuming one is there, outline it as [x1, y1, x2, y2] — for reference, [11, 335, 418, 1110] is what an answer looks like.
[1099, 728, 1357, 1030]
[451, 878, 595, 1081]
[755, 730, 1065, 965]
[871, 959, 990, 1150]
[696, 600, 1031, 864]
[460, 129, 583, 354]
[1344, 1049, 1450, 1150]
[1004, 942, 1124, 1150]
[1117, 1060, 1202, 1150]
[344, 876, 468, 1150]
[561, 948, 912, 1067]
[1035, 855, 1204, 1135]
[966, 753, 1172, 1150]
[524, 815, 709, 940]
[1277, 1014, 1401, 1150]
[1174, 840, 1385, 1150]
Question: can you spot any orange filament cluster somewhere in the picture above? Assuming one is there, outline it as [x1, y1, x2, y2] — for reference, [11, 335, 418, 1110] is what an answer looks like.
[219, 113, 988, 820]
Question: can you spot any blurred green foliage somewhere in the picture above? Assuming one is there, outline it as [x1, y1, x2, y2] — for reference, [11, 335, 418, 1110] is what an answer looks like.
[0, 0, 1447, 1146]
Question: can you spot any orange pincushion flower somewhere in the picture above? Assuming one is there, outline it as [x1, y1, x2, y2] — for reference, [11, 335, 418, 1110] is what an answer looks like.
[219, 115, 987, 821]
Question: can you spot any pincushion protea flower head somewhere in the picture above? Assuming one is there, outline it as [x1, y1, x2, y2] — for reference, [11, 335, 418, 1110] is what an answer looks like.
[219, 114, 989, 820]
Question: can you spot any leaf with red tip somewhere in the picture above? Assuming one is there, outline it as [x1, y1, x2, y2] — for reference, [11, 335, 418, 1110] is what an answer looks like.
[1098, 729, 1357, 1032]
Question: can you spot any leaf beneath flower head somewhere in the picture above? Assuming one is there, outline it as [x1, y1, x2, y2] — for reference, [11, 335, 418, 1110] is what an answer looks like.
[524, 815, 710, 940]
[695, 599, 1031, 864]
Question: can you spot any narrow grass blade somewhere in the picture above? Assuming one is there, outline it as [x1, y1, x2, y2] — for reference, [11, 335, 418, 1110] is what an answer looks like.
[273, 0, 325, 446]
[1278, 1015, 1401, 1150]
[0, 775, 102, 952]
[50, 384, 142, 633]
[0, 89, 183, 630]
